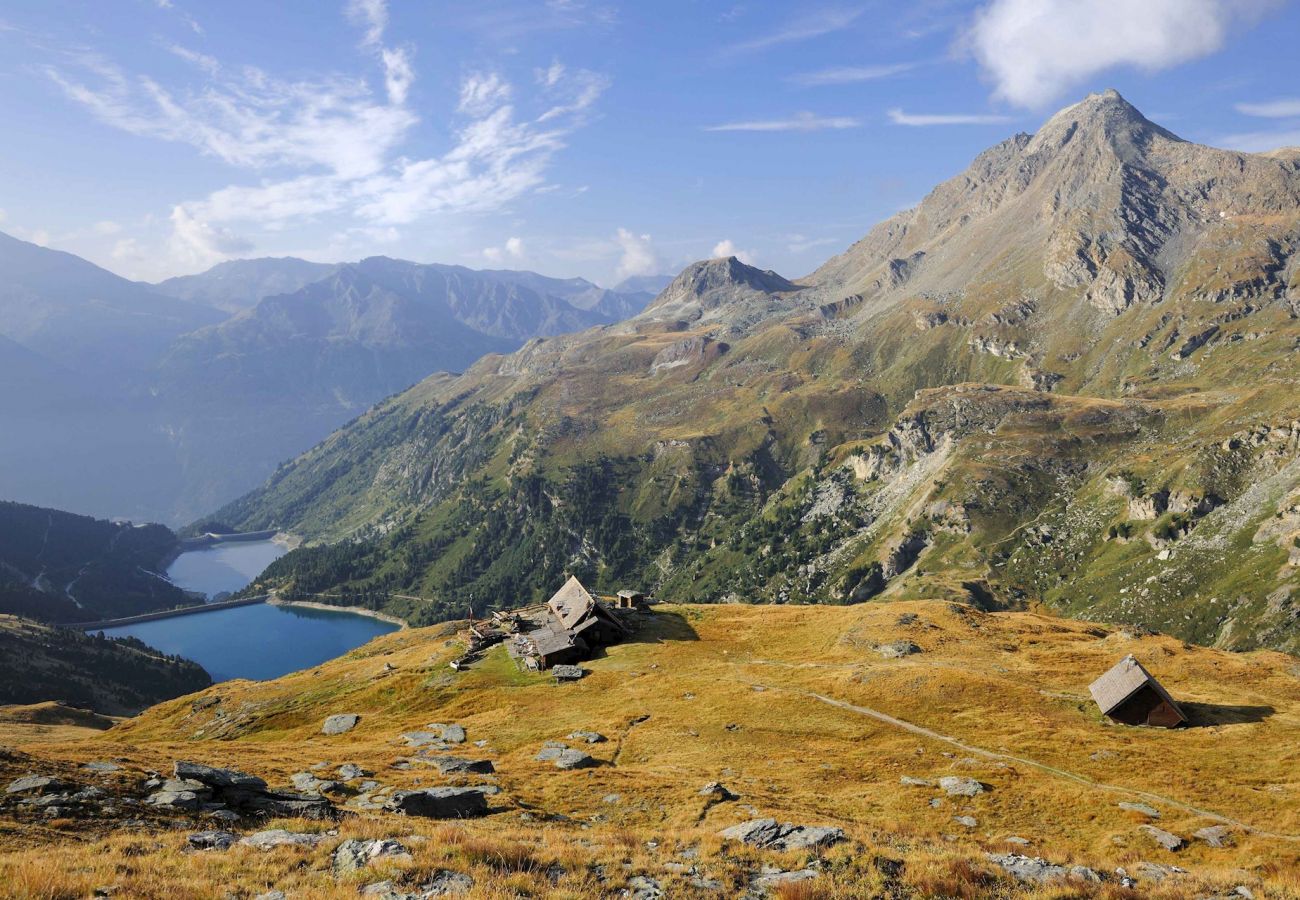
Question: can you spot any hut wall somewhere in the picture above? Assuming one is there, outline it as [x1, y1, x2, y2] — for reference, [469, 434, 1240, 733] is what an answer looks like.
[1107, 685, 1185, 728]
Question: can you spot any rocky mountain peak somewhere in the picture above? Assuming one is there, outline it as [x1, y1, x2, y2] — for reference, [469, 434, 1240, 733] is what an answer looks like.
[1025, 87, 1181, 161]
[644, 256, 797, 321]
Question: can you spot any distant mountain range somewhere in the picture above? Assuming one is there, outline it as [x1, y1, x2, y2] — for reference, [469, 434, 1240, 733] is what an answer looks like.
[0, 238, 665, 523]
[216, 90, 1300, 652]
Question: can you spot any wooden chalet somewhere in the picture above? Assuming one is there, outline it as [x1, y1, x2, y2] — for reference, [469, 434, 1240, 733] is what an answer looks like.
[1089, 655, 1188, 728]
[500, 576, 637, 671]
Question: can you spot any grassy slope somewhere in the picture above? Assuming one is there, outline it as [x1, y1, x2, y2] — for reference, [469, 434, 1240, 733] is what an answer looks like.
[2, 602, 1298, 897]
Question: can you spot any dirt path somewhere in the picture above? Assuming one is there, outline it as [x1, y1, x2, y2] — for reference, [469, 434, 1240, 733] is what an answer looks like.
[758, 681, 1300, 842]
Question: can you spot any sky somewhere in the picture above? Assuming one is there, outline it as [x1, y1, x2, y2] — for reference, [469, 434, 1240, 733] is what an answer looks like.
[1, 0, 1299, 286]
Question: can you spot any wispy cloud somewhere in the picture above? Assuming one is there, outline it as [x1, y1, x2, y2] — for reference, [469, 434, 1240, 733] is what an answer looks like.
[705, 111, 860, 132]
[787, 62, 915, 86]
[1235, 97, 1300, 118]
[887, 108, 1011, 126]
[44, 0, 608, 271]
[1220, 127, 1300, 153]
[726, 7, 863, 54]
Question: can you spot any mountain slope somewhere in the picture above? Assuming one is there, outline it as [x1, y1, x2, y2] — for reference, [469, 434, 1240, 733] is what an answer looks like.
[209, 91, 1300, 651]
[152, 256, 340, 314]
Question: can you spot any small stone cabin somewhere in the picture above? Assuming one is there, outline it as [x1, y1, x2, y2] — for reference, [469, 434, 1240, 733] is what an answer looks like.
[616, 589, 647, 609]
[1089, 654, 1188, 728]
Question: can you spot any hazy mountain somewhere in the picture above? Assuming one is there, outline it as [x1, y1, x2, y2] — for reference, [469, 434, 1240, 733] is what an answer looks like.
[216, 91, 1300, 652]
[153, 257, 340, 314]
[0, 231, 221, 375]
[613, 273, 675, 295]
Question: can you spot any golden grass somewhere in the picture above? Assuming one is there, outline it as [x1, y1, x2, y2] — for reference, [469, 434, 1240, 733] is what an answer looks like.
[1, 601, 1298, 897]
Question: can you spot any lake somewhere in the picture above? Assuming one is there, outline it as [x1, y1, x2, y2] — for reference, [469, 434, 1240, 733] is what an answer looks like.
[166, 538, 289, 599]
[97, 602, 400, 681]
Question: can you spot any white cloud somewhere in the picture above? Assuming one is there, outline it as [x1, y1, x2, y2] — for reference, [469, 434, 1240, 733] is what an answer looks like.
[169, 206, 254, 268]
[458, 72, 512, 116]
[888, 108, 1012, 126]
[785, 233, 840, 254]
[705, 111, 860, 132]
[92, 220, 122, 235]
[346, 0, 388, 48]
[787, 63, 914, 86]
[711, 239, 755, 265]
[965, 0, 1278, 108]
[615, 228, 658, 280]
[536, 61, 565, 88]
[727, 8, 864, 54]
[483, 236, 525, 263]
[1236, 97, 1300, 118]
[166, 43, 220, 75]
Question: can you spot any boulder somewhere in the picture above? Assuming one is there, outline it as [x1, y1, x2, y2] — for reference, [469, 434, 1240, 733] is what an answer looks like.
[417, 756, 495, 775]
[1194, 825, 1234, 848]
[337, 763, 372, 780]
[625, 875, 664, 899]
[241, 791, 334, 820]
[938, 776, 985, 797]
[899, 776, 930, 787]
[567, 730, 606, 743]
[146, 789, 201, 810]
[385, 787, 488, 819]
[876, 641, 921, 659]
[718, 818, 846, 852]
[333, 838, 411, 875]
[240, 829, 328, 850]
[187, 830, 238, 851]
[954, 815, 978, 828]
[174, 761, 267, 791]
[322, 713, 360, 735]
[753, 869, 818, 889]
[6, 775, 66, 795]
[81, 762, 121, 773]
[699, 781, 737, 800]
[986, 854, 1068, 883]
[401, 731, 444, 747]
[429, 723, 466, 744]
[535, 744, 596, 769]
[1139, 824, 1186, 852]
[1119, 801, 1160, 818]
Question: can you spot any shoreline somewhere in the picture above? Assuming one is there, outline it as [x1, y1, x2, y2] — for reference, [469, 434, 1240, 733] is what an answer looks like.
[268, 597, 408, 629]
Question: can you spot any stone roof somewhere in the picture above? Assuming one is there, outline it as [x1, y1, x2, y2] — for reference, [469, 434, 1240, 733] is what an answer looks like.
[548, 576, 597, 629]
[1088, 654, 1184, 718]
[527, 626, 581, 657]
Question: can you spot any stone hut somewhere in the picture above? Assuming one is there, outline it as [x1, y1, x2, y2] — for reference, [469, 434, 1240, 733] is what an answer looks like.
[1089, 655, 1187, 728]
[616, 589, 647, 609]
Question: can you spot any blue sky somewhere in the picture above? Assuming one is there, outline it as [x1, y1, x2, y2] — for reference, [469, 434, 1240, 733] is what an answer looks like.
[1, 0, 1299, 285]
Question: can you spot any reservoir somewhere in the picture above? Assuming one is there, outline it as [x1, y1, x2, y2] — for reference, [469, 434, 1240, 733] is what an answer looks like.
[95, 537, 400, 681]
[97, 602, 400, 682]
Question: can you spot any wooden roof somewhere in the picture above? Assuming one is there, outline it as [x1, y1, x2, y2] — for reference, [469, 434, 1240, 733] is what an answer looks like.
[527, 626, 582, 657]
[1088, 654, 1185, 719]
[548, 576, 597, 629]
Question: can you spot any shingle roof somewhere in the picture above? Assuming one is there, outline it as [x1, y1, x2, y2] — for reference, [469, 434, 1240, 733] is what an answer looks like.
[548, 576, 597, 629]
[527, 626, 580, 657]
[1088, 654, 1185, 719]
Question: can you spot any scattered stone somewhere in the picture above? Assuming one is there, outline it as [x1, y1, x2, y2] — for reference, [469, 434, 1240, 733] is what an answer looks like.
[1194, 825, 1234, 848]
[899, 776, 930, 787]
[1139, 824, 1185, 852]
[699, 781, 737, 800]
[401, 732, 444, 747]
[718, 818, 845, 852]
[187, 830, 237, 851]
[535, 744, 597, 770]
[174, 761, 266, 790]
[385, 787, 488, 819]
[427, 724, 466, 744]
[954, 815, 978, 828]
[6, 775, 66, 795]
[876, 641, 921, 659]
[938, 776, 985, 797]
[1132, 861, 1188, 882]
[567, 730, 606, 743]
[146, 789, 201, 811]
[240, 829, 328, 851]
[602, 794, 621, 805]
[929, 798, 943, 808]
[987, 854, 1068, 883]
[1069, 866, 1102, 883]
[82, 762, 122, 773]
[417, 756, 495, 775]
[1119, 801, 1160, 818]
[322, 713, 360, 735]
[333, 838, 411, 874]
[253, 892, 286, 900]
[625, 875, 663, 899]
[753, 869, 818, 889]
[337, 763, 372, 780]
[1004, 836, 1030, 845]
[552, 665, 585, 681]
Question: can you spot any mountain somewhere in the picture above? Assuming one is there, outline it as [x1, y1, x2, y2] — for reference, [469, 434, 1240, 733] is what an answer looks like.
[0, 231, 222, 375]
[213, 91, 1300, 652]
[0, 500, 190, 623]
[3, 598, 1299, 894]
[0, 242, 652, 523]
[153, 257, 340, 314]
[0, 615, 210, 715]
[614, 273, 675, 295]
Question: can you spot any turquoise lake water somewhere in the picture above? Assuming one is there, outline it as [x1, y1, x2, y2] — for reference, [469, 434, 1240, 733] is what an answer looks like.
[95, 539, 399, 682]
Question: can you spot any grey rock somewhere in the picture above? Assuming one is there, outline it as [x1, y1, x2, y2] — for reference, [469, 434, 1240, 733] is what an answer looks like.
[938, 776, 985, 797]
[1069, 865, 1102, 883]
[535, 744, 596, 769]
[1194, 825, 1234, 848]
[1004, 836, 1030, 845]
[1119, 801, 1160, 818]
[401, 731, 444, 747]
[240, 829, 327, 850]
[420, 870, 475, 896]
[417, 756, 495, 775]
[6, 775, 66, 795]
[427, 723, 466, 744]
[876, 640, 921, 659]
[987, 854, 1068, 883]
[567, 730, 606, 743]
[187, 830, 237, 851]
[253, 892, 286, 900]
[899, 776, 931, 787]
[1139, 824, 1185, 851]
[699, 781, 737, 800]
[333, 838, 411, 875]
[174, 761, 266, 791]
[337, 763, 372, 780]
[1132, 861, 1188, 881]
[718, 818, 846, 852]
[82, 762, 122, 773]
[290, 772, 324, 793]
[146, 789, 201, 810]
[322, 713, 360, 735]
[625, 875, 663, 899]
[753, 869, 818, 889]
[240, 792, 334, 820]
[954, 815, 978, 828]
[385, 787, 488, 819]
